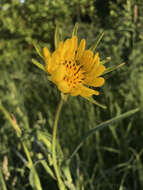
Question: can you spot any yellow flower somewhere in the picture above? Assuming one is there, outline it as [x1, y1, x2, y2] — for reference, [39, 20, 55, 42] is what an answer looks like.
[43, 36, 105, 98]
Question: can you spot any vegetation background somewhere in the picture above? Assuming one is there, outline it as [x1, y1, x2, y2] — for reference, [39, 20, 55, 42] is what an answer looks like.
[0, 0, 143, 189]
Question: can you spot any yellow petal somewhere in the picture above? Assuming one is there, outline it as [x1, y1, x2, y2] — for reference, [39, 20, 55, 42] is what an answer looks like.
[57, 42, 64, 51]
[55, 42, 65, 62]
[76, 39, 86, 60]
[92, 53, 100, 67]
[86, 65, 105, 80]
[72, 36, 78, 52]
[59, 39, 72, 60]
[85, 52, 100, 73]
[78, 85, 99, 98]
[51, 65, 66, 84]
[64, 36, 78, 60]
[63, 39, 71, 51]
[79, 50, 93, 71]
[43, 47, 50, 60]
[85, 77, 105, 87]
[51, 51, 61, 67]
[45, 57, 54, 74]
[94, 65, 106, 77]
[70, 87, 81, 96]
[58, 81, 70, 93]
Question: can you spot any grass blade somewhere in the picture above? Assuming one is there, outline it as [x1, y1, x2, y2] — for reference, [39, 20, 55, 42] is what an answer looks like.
[29, 166, 43, 190]
[0, 170, 7, 190]
[0, 103, 22, 137]
[37, 153, 56, 180]
[68, 108, 139, 162]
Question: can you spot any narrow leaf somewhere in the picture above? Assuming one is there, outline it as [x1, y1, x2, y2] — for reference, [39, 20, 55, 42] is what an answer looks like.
[13, 148, 28, 166]
[37, 131, 53, 165]
[22, 142, 33, 168]
[37, 153, 56, 180]
[29, 166, 42, 190]
[0, 103, 22, 137]
[32, 59, 46, 72]
[0, 170, 7, 190]
[68, 108, 139, 162]
[89, 32, 104, 52]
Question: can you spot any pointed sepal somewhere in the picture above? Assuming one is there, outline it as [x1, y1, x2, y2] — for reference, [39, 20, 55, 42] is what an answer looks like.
[100, 57, 111, 65]
[33, 42, 44, 59]
[102, 62, 125, 76]
[54, 24, 60, 49]
[72, 23, 79, 36]
[32, 59, 46, 72]
[85, 96, 106, 109]
[89, 32, 104, 52]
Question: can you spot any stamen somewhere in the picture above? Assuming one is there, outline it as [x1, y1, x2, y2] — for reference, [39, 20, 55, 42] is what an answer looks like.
[74, 65, 83, 75]
[75, 60, 80, 65]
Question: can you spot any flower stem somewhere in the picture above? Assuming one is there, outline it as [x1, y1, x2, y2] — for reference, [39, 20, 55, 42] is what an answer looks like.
[52, 97, 66, 190]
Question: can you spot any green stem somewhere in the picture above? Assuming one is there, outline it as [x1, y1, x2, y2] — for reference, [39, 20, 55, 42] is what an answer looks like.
[52, 97, 66, 190]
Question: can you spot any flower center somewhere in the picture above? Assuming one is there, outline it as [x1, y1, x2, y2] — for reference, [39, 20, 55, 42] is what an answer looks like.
[63, 59, 84, 88]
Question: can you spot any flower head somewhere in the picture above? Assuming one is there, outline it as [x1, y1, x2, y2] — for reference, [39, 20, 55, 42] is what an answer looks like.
[43, 35, 105, 98]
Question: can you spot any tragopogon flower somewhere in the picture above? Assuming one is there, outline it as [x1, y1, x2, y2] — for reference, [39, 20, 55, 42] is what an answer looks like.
[43, 36, 105, 98]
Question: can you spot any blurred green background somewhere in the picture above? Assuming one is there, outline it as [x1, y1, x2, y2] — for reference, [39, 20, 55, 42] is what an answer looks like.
[0, 0, 143, 189]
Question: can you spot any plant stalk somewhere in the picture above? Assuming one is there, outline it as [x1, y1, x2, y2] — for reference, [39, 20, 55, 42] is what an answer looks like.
[52, 97, 66, 190]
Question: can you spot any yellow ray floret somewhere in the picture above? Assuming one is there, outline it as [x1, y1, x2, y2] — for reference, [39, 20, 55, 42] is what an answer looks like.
[43, 36, 105, 98]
